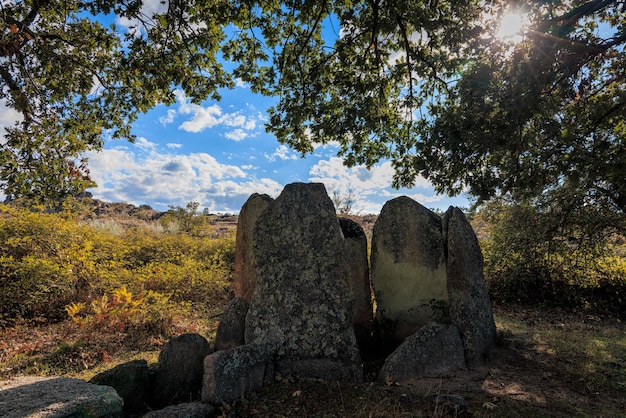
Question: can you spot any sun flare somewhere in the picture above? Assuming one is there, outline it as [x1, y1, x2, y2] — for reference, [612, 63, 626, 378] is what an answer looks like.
[496, 12, 528, 43]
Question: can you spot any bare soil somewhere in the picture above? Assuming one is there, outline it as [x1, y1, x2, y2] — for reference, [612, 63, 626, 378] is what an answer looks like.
[229, 306, 626, 417]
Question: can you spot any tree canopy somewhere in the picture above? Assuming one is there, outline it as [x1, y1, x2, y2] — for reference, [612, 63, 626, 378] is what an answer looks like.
[1, 1, 625, 210]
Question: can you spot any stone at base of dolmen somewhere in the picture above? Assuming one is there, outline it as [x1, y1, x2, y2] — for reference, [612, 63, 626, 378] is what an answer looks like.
[378, 323, 467, 384]
[202, 344, 274, 405]
[89, 359, 152, 417]
[153, 333, 211, 408]
[0, 376, 123, 418]
[213, 297, 249, 352]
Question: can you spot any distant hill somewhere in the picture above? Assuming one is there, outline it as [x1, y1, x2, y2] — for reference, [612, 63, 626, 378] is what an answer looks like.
[3, 193, 379, 238]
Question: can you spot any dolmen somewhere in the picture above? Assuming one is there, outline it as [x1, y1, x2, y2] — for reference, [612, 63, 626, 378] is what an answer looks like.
[82, 182, 496, 415]
[227, 184, 496, 388]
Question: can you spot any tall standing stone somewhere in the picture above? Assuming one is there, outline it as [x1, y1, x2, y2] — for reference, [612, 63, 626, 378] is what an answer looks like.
[339, 217, 373, 347]
[443, 207, 497, 366]
[245, 182, 362, 381]
[234, 193, 273, 301]
[371, 196, 449, 343]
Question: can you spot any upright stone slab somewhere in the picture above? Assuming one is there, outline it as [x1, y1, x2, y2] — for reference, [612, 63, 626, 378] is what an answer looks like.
[90, 359, 152, 416]
[443, 207, 497, 366]
[153, 333, 211, 407]
[202, 344, 273, 405]
[245, 182, 362, 381]
[339, 217, 373, 347]
[371, 196, 449, 343]
[214, 297, 249, 351]
[234, 193, 273, 301]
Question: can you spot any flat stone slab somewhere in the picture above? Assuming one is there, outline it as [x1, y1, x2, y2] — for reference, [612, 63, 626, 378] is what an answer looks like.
[378, 323, 467, 383]
[0, 376, 123, 417]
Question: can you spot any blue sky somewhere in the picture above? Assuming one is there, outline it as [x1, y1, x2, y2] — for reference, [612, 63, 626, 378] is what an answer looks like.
[80, 85, 470, 214]
[0, 1, 472, 214]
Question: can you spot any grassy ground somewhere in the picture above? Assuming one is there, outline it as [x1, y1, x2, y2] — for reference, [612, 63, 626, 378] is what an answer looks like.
[1, 304, 624, 417]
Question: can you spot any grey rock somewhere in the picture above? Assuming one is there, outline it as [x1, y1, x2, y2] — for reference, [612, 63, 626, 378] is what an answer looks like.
[339, 217, 373, 347]
[142, 402, 215, 418]
[443, 206, 497, 366]
[153, 333, 211, 407]
[371, 197, 449, 342]
[0, 376, 123, 417]
[202, 344, 273, 405]
[245, 183, 362, 381]
[89, 359, 152, 416]
[233, 193, 273, 301]
[213, 297, 249, 352]
[378, 323, 466, 383]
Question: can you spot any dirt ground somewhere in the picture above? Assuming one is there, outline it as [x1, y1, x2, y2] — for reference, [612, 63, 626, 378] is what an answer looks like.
[228, 307, 626, 417]
[1, 306, 624, 417]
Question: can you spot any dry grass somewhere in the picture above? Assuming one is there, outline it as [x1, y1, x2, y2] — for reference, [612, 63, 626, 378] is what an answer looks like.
[1, 305, 625, 417]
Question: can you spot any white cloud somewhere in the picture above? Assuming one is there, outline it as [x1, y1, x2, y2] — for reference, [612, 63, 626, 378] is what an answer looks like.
[179, 103, 224, 133]
[167, 143, 183, 149]
[84, 145, 284, 213]
[225, 129, 248, 141]
[0, 99, 22, 144]
[172, 90, 258, 135]
[135, 137, 157, 150]
[159, 109, 177, 125]
[116, 0, 167, 35]
[244, 119, 256, 130]
[265, 145, 299, 162]
[235, 78, 248, 88]
[308, 157, 436, 213]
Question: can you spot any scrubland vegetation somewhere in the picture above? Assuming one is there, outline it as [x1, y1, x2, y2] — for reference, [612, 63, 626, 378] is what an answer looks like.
[476, 199, 626, 316]
[0, 198, 235, 378]
[0, 197, 624, 416]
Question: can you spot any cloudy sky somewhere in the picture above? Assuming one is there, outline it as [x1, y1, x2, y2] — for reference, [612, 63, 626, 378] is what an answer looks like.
[78, 85, 470, 214]
[0, 3, 471, 214]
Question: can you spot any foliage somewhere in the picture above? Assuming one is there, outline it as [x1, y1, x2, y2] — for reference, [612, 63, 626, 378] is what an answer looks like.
[229, 0, 626, 212]
[0, 204, 234, 328]
[422, 1, 626, 210]
[3, 1, 625, 212]
[0, 0, 233, 203]
[477, 196, 626, 315]
[66, 286, 181, 336]
[158, 201, 219, 236]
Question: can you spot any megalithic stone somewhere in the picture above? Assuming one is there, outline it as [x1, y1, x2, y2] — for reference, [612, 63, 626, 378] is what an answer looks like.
[443, 206, 497, 367]
[339, 217, 373, 348]
[234, 193, 273, 301]
[245, 182, 362, 381]
[371, 196, 449, 344]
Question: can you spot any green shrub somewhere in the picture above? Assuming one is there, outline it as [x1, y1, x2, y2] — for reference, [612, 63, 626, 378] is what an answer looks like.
[476, 199, 626, 315]
[0, 205, 96, 325]
[66, 286, 183, 336]
[0, 204, 235, 328]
